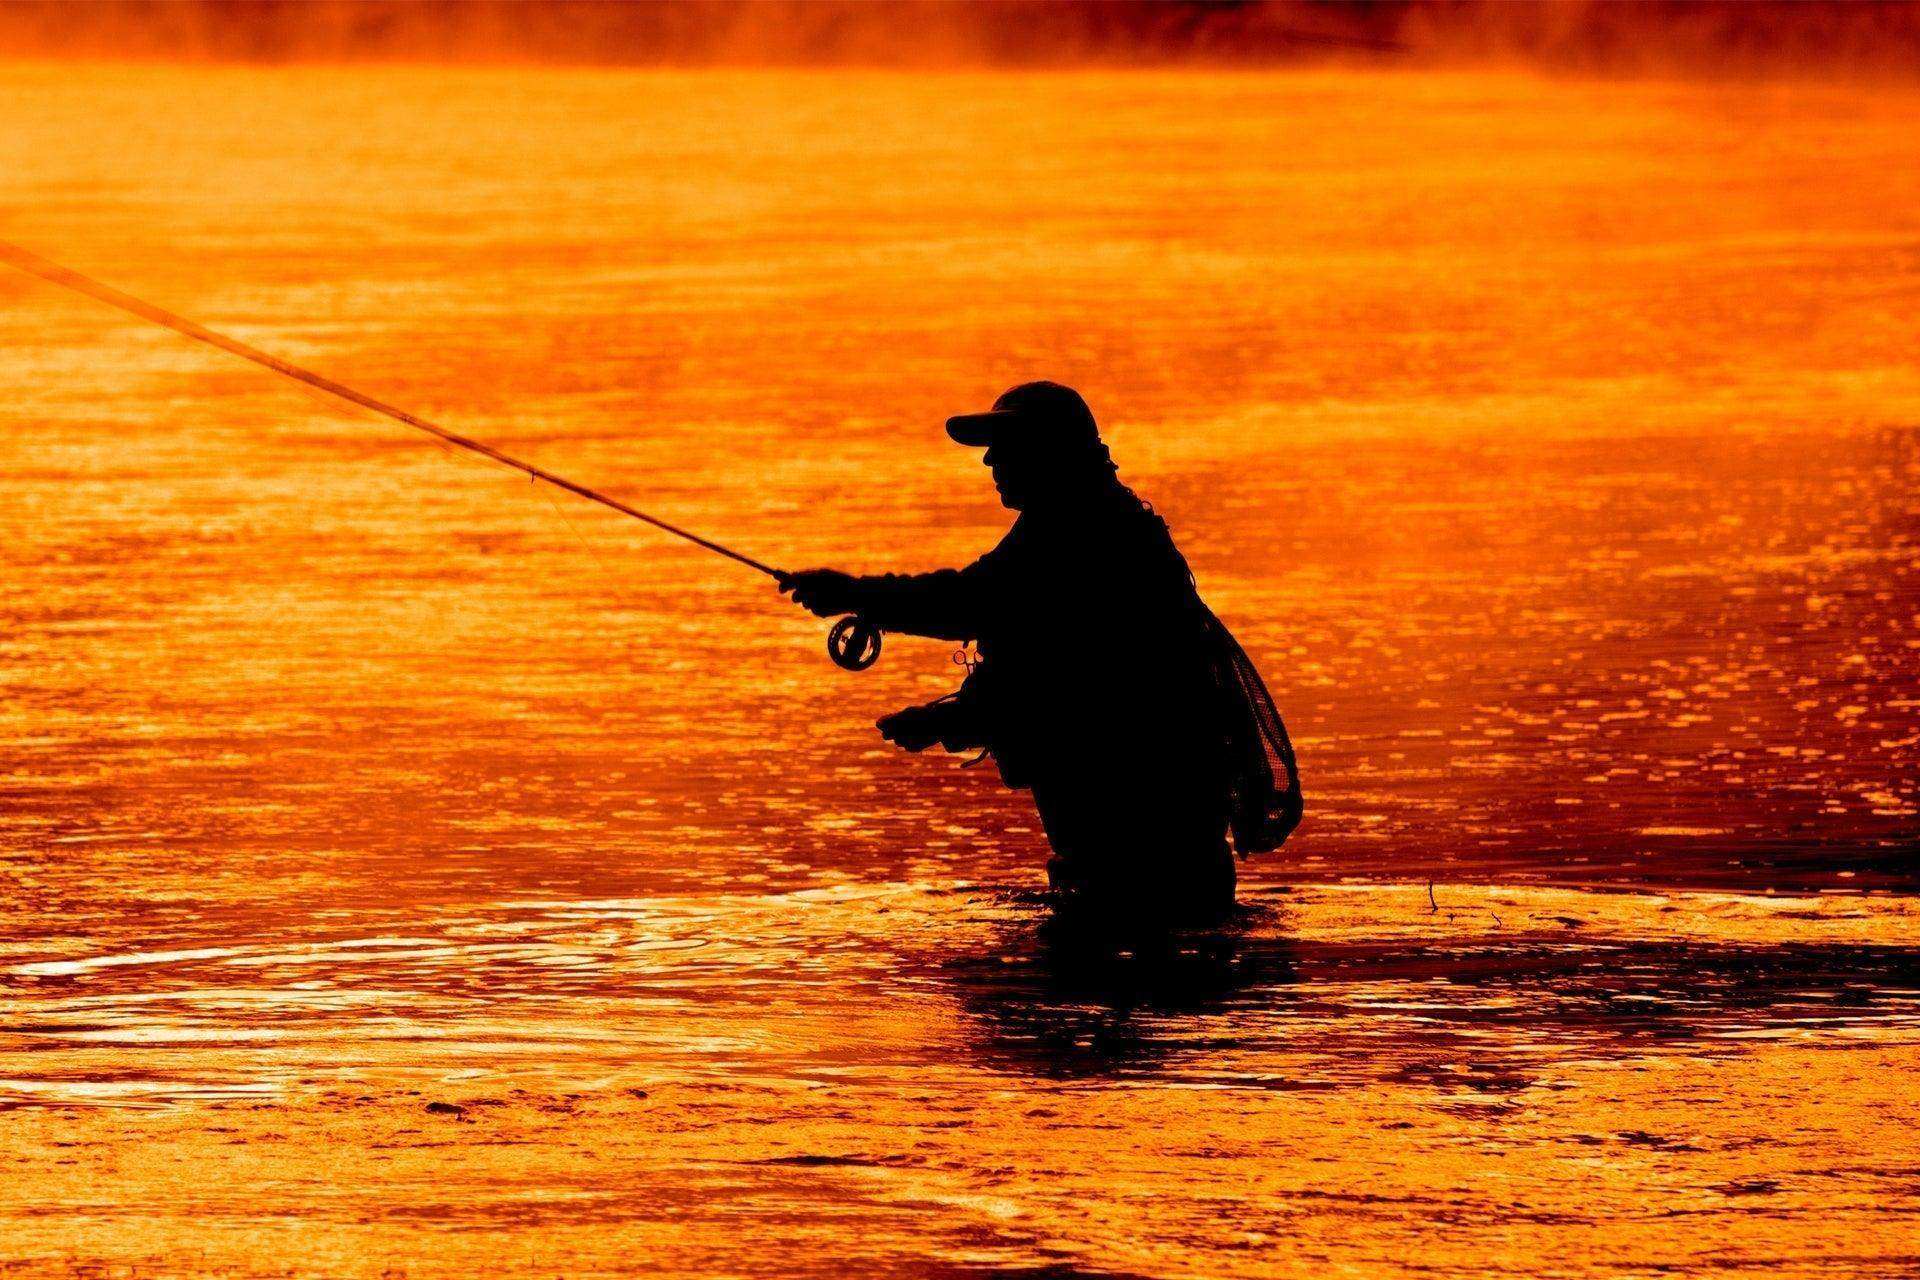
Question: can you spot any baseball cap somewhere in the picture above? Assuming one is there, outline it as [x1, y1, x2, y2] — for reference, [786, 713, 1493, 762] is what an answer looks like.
[946, 381, 1101, 451]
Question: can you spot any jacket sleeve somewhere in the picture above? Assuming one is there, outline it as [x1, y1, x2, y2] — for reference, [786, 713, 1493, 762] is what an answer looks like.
[845, 526, 1016, 641]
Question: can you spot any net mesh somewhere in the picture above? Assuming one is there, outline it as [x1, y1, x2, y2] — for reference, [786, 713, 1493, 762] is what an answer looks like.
[1201, 608, 1304, 854]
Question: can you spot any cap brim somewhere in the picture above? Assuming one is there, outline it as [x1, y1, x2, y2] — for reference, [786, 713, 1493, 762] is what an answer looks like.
[946, 410, 1014, 446]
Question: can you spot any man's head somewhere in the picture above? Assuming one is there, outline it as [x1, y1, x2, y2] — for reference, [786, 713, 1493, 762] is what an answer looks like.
[946, 381, 1106, 511]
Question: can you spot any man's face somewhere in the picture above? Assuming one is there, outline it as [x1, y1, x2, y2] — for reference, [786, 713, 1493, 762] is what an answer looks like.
[983, 440, 1040, 511]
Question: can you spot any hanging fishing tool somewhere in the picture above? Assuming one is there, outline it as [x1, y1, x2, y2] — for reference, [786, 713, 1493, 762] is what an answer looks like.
[0, 239, 882, 671]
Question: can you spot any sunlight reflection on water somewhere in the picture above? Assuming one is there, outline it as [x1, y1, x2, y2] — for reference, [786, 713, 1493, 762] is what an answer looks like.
[0, 63, 1917, 1278]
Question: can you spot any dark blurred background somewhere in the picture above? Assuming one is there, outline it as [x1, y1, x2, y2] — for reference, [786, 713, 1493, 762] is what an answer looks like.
[1, 0, 1916, 76]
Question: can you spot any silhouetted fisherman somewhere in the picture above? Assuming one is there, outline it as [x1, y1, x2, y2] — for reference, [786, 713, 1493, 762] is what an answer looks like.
[781, 382, 1301, 928]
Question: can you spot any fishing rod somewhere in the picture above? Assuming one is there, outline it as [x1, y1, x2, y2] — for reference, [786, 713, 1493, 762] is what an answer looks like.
[0, 239, 884, 671]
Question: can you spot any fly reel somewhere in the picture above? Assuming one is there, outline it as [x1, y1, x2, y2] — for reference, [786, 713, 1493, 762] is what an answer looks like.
[827, 614, 883, 671]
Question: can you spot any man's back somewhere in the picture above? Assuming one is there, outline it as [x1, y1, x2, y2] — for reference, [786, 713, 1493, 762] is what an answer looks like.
[960, 485, 1222, 790]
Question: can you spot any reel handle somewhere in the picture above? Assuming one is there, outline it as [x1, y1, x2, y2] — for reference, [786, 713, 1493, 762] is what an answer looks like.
[826, 615, 882, 671]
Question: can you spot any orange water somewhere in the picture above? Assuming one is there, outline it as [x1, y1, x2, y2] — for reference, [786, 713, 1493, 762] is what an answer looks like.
[1, 65, 1917, 1277]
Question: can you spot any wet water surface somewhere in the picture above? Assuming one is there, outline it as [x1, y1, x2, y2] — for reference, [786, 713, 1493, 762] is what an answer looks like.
[1, 64, 1917, 1277]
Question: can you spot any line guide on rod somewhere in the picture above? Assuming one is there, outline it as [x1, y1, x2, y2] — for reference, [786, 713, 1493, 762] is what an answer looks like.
[0, 239, 882, 671]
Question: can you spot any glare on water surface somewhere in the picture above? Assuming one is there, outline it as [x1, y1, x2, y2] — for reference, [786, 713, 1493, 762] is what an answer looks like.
[0, 64, 1917, 1278]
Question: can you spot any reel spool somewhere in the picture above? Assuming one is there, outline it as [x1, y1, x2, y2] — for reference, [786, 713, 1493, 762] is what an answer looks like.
[827, 614, 882, 671]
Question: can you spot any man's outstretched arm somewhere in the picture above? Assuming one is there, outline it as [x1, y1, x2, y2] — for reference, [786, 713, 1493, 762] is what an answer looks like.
[779, 542, 1006, 642]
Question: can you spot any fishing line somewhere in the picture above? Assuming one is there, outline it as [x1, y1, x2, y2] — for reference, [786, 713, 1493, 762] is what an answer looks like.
[0, 239, 884, 670]
[535, 469, 619, 580]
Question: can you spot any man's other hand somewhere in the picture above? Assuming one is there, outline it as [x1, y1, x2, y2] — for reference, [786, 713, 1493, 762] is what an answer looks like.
[778, 568, 859, 618]
[876, 704, 944, 752]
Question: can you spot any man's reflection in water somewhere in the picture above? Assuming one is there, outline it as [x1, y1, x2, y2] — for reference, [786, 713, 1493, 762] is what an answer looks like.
[940, 902, 1300, 1079]
[936, 897, 1920, 1082]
